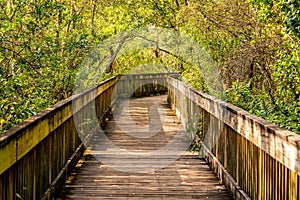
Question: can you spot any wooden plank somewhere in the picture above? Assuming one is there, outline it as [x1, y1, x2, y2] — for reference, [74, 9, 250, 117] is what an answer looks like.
[56, 95, 232, 199]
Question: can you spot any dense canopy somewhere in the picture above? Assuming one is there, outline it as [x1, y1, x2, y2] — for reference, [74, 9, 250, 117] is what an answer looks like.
[1, 0, 299, 134]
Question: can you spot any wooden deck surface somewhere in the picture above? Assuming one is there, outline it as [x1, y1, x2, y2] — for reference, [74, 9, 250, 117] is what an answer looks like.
[55, 95, 232, 199]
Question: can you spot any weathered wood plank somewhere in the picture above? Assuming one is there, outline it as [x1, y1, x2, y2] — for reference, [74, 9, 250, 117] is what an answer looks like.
[56, 95, 232, 199]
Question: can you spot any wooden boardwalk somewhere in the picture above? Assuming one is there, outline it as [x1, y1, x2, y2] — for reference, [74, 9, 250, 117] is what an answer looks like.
[55, 95, 232, 199]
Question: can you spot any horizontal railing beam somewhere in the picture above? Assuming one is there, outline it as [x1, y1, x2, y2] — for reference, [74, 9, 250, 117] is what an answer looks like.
[167, 76, 300, 200]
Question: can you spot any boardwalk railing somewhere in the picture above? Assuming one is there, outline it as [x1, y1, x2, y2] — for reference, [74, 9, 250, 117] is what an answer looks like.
[167, 76, 300, 200]
[0, 76, 118, 200]
[0, 73, 177, 200]
[1, 73, 299, 200]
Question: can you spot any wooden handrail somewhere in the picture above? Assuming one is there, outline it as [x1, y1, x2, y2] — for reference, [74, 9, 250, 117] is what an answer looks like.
[0, 76, 118, 199]
[167, 76, 300, 200]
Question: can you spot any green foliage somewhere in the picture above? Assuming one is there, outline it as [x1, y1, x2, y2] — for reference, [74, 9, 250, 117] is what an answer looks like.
[0, 0, 299, 135]
[226, 40, 300, 134]
[0, 0, 91, 132]
[282, 0, 300, 38]
[185, 114, 204, 152]
[0, 0, 201, 133]
[253, 0, 300, 38]
[271, 41, 300, 133]
[181, 0, 300, 134]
